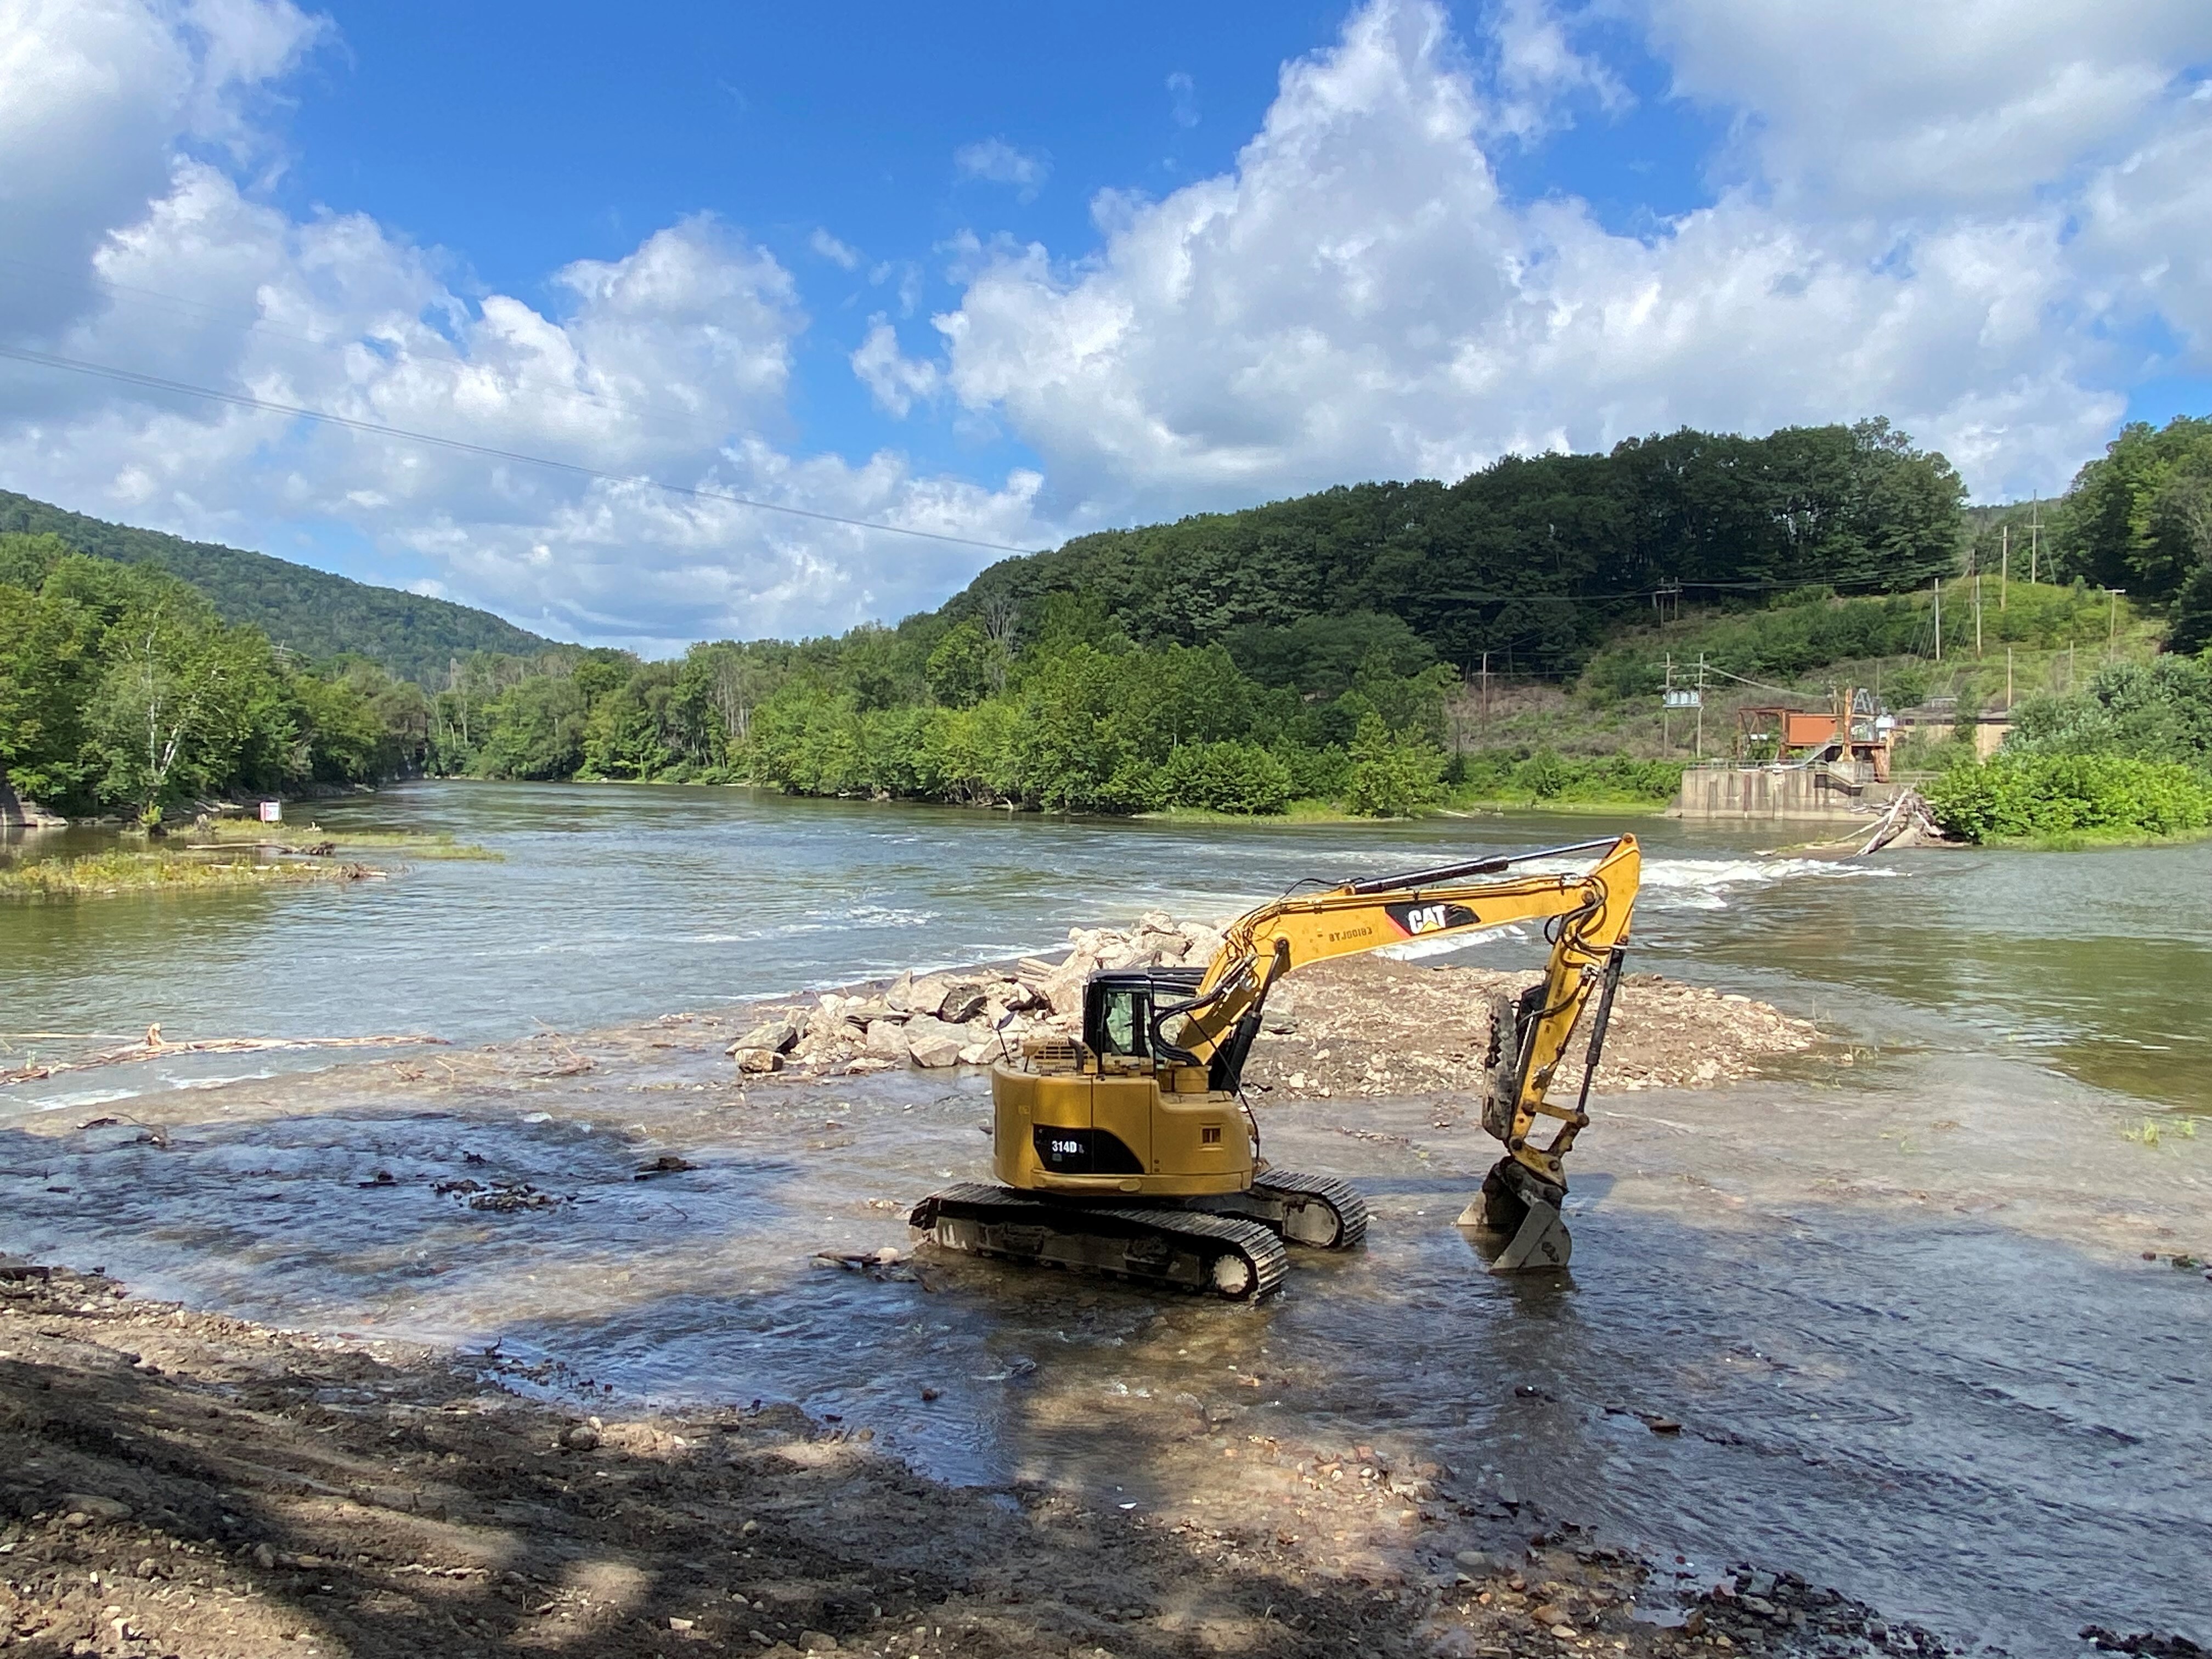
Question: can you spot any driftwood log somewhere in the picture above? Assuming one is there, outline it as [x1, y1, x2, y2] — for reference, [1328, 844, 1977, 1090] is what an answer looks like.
[0, 1026, 449, 1088]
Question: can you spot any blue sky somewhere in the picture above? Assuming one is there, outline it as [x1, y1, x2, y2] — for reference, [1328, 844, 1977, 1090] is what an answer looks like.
[277, 0, 1400, 486]
[3, 0, 2209, 648]
[272, 0, 1735, 485]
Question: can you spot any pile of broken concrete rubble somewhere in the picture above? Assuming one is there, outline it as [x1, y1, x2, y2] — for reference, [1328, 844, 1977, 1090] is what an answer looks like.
[724, 911, 1229, 1074]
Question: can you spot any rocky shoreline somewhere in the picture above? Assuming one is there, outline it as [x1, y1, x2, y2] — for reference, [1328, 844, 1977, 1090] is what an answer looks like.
[720, 913, 1827, 1101]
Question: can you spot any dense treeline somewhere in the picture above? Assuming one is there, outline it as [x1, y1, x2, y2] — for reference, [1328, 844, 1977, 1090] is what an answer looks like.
[419, 618, 1459, 816]
[0, 489, 551, 685]
[2049, 415, 2212, 651]
[403, 417, 1970, 815]
[0, 415, 2024, 819]
[947, 419, 1966, 678]
[0, 533, 428, 821]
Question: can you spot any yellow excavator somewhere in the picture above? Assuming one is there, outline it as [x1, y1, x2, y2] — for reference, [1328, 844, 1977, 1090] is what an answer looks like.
[911, 834, 1641, 1299]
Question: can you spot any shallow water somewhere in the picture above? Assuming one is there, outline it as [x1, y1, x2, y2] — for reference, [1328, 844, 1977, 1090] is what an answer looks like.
[4, 782, 2210, 1650]
[7, 782, 2208, 1114]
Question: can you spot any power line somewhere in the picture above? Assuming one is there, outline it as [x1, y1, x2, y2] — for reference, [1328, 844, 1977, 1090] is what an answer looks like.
[1429, 578, 1880, 604]
[1699, 662, 1814, 699]
[0, 342, 1045, 558]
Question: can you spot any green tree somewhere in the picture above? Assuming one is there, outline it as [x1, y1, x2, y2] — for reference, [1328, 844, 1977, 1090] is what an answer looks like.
[924, 618, 1001, 708]
[78, 597, 247, 816]
[1345, 713, 1445, 816]
[2007, 657, 2212, 769]
[2055, 415, 2212, 603]
[477, 674, 588, 779]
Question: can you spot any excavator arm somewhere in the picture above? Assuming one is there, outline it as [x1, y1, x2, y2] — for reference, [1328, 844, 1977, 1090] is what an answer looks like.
[1156, 833, 1641, 1268]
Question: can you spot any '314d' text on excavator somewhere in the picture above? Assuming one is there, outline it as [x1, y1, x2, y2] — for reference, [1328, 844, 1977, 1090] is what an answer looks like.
[910, 834, 1641, 1299]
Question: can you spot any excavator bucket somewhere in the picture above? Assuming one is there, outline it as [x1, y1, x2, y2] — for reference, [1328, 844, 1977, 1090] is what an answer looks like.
[1457, 1159, 1572, 1273]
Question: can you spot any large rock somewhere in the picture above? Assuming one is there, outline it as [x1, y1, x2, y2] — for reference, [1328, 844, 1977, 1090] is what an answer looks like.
[863, 1020, 910, 1062]
[902, 1015, 966, 1068]
[729, 1018, 798, 1057]
[1000, 978, 1048, 1013]
[1042, 950, 1099, 1017]
[732, 1046, 784, 1074]
[883, 971, 916, 1014]
[936, 981, 989, 1023]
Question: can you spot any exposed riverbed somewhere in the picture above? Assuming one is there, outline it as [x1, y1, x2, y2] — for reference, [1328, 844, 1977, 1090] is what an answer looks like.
[4, 783, 2209, 1654]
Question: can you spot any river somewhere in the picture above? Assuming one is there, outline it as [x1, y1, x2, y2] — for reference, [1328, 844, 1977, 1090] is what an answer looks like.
[4, 782, 2209, 1650]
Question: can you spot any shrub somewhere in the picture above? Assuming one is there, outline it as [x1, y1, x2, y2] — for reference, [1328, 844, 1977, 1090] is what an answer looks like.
[1926, 753, 2212, 843]
[1345, 714, 1446, 817]
[1157, 741, 1294, 814]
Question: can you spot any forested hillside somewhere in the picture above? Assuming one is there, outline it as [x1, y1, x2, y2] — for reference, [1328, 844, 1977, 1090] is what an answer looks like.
[16, 412, 2205, 825]
[945, 417, 1966, 676]
[408, 419, 1977, 817]
[0, 489, 550, 685]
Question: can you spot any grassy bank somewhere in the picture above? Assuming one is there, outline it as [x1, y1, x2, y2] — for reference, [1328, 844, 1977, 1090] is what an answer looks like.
[1439, 793, 1672, 815]
[0, 849, 386, 899]
[1982, 826, 2212, 851]
[1136, 798, 1372, 825]
[185, 821, 501, 860]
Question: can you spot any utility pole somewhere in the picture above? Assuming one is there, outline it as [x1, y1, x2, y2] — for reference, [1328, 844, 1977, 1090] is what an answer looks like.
[1932, 577, 1942, 664]
[1695, 653, 1706, 759]
[1662, 654, 1673, 753]
[1974, 572, 1983, 658]
[2107, 589, 2121, 657]
[2029, 499, 2041, 584]
[2000, 523, 2009, 610]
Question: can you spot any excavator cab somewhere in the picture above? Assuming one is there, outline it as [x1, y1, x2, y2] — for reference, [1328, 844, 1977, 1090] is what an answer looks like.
[1083, 969, 1202, 1071]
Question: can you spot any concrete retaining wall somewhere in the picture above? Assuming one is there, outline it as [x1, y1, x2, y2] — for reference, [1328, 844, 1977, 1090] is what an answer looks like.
[1676, 765, 1901, 821]
[0, 768, 66, 829]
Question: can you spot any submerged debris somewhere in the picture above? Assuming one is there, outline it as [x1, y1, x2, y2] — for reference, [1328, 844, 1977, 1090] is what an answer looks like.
[2082, 1627, 2208, 1658]
[430, 1176, 569, 1212]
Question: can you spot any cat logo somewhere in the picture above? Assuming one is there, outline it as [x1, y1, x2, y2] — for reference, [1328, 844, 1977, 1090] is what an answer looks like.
[1386, 900, 1479, 937]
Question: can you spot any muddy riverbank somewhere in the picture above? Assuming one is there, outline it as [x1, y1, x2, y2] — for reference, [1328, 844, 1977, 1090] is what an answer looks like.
[0, 1261, 1961, 1659]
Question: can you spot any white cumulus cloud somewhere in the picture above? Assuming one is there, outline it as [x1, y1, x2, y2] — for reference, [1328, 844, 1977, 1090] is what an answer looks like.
[0, 0, 1047, 650]
[917, 0, 2211, 516]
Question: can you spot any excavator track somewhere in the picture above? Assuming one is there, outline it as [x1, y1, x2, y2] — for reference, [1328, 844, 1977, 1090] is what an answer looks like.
[1202, 1169, 1370, 1249]
[910, 1183, 1289, 1300]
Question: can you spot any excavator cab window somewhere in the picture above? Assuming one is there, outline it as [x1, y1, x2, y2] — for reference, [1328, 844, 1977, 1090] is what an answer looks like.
[1091, 984, 1150, 1059]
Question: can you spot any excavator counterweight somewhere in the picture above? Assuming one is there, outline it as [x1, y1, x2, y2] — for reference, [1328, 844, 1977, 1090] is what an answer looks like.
[910, 834, 1641, 1297]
